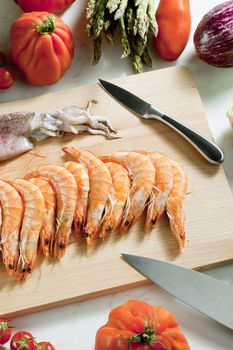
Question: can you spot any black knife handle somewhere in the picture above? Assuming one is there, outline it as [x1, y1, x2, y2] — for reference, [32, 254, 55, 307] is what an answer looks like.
[149, 109, 224, 165]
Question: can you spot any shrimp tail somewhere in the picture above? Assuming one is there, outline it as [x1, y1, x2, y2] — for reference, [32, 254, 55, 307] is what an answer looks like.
[98, 155, 112, 163]
[166, 201, 185, 248]
[63, 147, 81, 158]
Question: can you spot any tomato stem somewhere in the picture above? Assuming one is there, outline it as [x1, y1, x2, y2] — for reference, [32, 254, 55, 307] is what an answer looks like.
[36, 17, 55, 35]
[128, 323, 168, 349]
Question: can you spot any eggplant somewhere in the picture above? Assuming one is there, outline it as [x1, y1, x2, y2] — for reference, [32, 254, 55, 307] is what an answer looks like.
[194, 1, 233, 68]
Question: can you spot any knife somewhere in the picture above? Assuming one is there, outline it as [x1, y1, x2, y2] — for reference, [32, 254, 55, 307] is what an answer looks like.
[122, 254, 233, 330]
[99, 79, 224, 165]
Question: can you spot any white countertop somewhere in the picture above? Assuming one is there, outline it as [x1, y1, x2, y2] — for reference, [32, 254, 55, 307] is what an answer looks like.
[1, 0, 233, 349]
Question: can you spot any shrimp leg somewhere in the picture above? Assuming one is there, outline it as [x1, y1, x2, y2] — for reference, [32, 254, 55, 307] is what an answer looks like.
[25, 165, 77, 258]
[63, 147, 112, 245]
[10, 179, 45, 275]
[0, 180, 24, 274]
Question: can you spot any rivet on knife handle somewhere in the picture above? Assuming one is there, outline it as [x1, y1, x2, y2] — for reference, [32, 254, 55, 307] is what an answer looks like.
[148, 107, 224, 165]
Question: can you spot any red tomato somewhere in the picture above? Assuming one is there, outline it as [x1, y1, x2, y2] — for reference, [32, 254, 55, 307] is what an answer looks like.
[11, 12, 74, 86]
[154, 0, 191, 61]
[0, 67, 14, 89]
[10, 331, 37, 350]
[0, 52, 8, 67]
[95, 300, 190, 350]
[38, 342, 55, 350]
[14, 0, 75, 13]
[0, 319, 12, 345]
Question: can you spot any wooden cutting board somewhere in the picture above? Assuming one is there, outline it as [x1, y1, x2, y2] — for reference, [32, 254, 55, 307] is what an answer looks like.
[1, 66, 233, 318]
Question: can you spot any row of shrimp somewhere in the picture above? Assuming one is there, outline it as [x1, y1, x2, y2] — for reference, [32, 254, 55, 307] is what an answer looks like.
[0, 147, 187, 279]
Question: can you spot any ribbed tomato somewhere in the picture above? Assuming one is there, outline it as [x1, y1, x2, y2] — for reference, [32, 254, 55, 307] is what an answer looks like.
[14, 0, 76, 14]
[11, 12, 74, 86]
[95, 300, 190, 350]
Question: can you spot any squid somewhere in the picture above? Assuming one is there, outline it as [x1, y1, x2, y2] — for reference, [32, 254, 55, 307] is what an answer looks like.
[0, 100, 118, 162]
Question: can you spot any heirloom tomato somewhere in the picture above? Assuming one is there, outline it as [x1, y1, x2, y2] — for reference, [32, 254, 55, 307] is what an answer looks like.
[95, 300, 190, 350]
[11, 12, 74, 86]
[14, 0, 75, 14]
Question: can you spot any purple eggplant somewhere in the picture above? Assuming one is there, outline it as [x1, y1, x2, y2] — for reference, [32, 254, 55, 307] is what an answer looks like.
[194, 0, 233, 68]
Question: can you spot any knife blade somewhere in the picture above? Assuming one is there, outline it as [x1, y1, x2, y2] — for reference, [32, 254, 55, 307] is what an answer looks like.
[122, 253, 233, 330]
[99, 79, 224, 165]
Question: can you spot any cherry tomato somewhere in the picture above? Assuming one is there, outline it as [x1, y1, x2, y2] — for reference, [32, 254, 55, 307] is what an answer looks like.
[0, 67, 14, 89]
[10, 331, 37, 350]
[0, 319, 12, 345]
[0, 52, 8, 67]
[38, 342, 55, 350]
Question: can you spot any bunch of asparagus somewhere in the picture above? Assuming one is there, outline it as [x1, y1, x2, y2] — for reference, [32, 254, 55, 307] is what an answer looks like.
[86, 0, 158, 73]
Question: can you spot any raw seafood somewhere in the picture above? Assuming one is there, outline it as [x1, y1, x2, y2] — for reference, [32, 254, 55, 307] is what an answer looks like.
[25, 165, 77, 258]
[166, 160, 188, 248]
[29, 178, 56, 256]
[0, 147, 188, 278]
[100, 162, 131, 238]
[0, 100, 118, 162]
[64, 161, 90, 236]
[63, 147, 112, 245]
[99, 152, 155, 233]
[136, 150, 173, 230]
[0, 180, 23, 274]
[10, 179, 45, 275]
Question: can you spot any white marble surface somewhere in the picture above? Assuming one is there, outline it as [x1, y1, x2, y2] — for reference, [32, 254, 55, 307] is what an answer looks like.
[1, 0, 233, 349]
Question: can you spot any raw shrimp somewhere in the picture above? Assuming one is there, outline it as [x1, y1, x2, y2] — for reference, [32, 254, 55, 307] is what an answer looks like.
[64, 162, 90, 236]
[25, 165, 77, 258]
[0, 180, 24, 274]
[100, 162, 131, 238]
[29, 178, 56, 256]
[10, 179, 45, 274]
[166, 160, 188, 248]
[63, 147, 112, 245]
[136, 150, 173, 230]
[0, 205, 2, 232]
[99, 152, 155, 234]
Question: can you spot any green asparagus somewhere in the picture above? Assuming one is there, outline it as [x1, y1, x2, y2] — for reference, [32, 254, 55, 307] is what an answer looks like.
[86, 0, 158, 73]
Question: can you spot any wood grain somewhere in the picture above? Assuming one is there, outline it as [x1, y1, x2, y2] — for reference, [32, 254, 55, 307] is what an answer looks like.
[0, 66, 233, 317]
